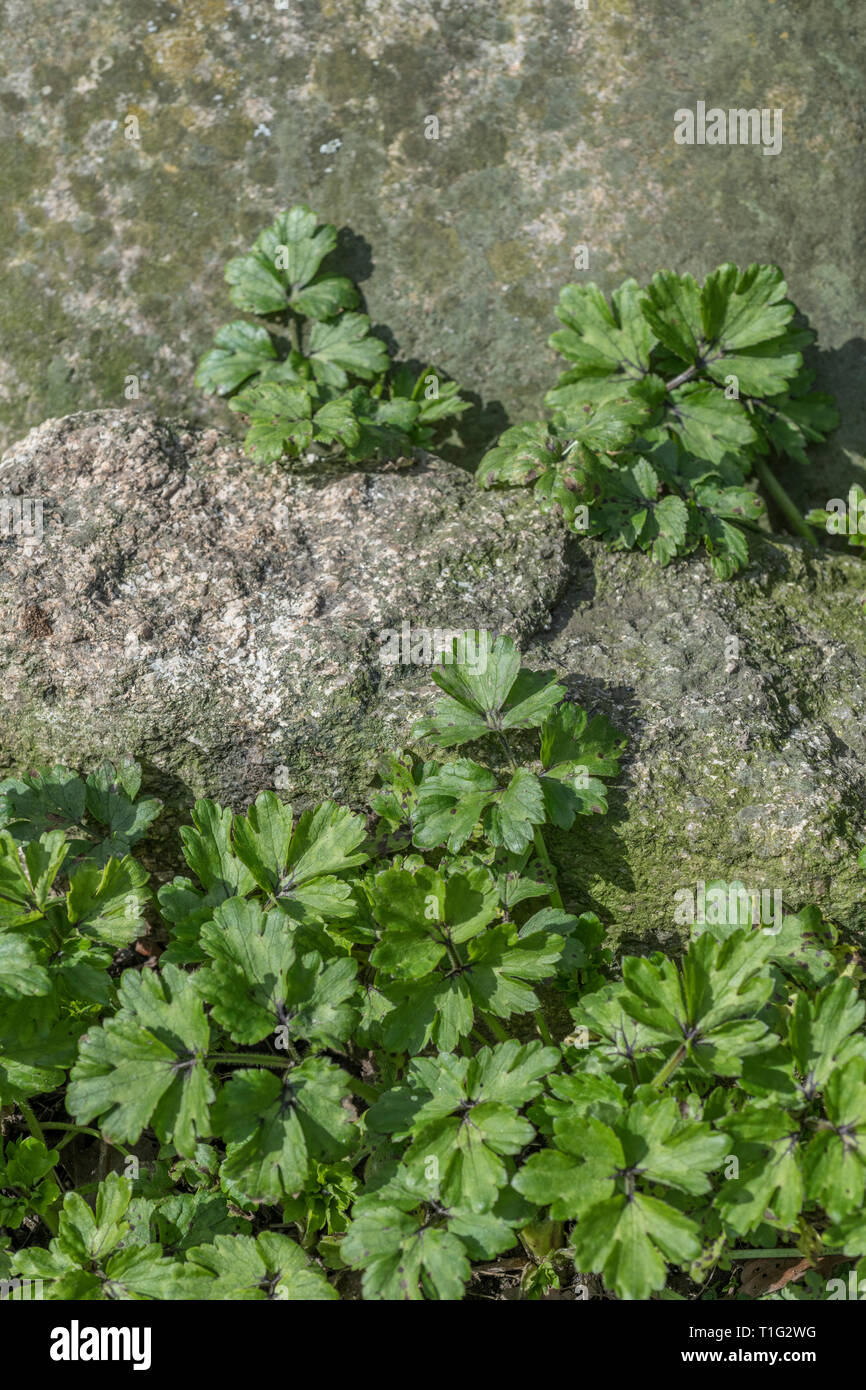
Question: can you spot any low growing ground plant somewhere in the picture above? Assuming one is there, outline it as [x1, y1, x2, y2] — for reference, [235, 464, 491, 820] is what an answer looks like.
[196, 218, 858, 575]
[477, 265, 841, 577]
[1, 636, 864, 1300]
[195, 204, 469, 465]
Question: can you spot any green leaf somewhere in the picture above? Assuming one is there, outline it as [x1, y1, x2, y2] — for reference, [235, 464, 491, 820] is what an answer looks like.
[379, 924, 562, 1053]
[487, 767, 547, 852]
[368, 864, 499, 979]
[197, 897, 358, 1048]
[0, 1137, 60, 1229]
[0, 997, 78, 1104]
[0, 934, 51, 997]
[194, 320, 278, 396]
[571, 1191, 702, 1301]
[412, 760, 547, 855]
[229, 382, 316, 462]
[0, 767, 87, 844]
[619, 930, 774, 1077]
[213, 1057, 354, 1204]
[0, 761, 160, 866]
[13, 1173, 195, 1299]
[343, 1204, 470, 1301]
[229, 382, 366, 463]
[515, 1146, 614, 1219]
[476, 423, 564, 487]
[68, 965, 213, 1155]
[183, 1231, 337, 1299]
[290, 275, 357, 321]
[666, 381, 756, 465]
[412, 760, 497, 852]
[229, 791, 296, 895]
[491, 847, 555, 910]
[411, 376, 471, 429]
[232, 794, 367, 918]
[756, 388, 840, 466]
[259, 206, 336, 291]
[700, 263, 794, 351]
[698, 263, 799, 394]
[179, 799, 255, 900]
[585, 454, 694, 566]
[65, 855, 151, 946]
[790, 978, 866, 1094]
[311, 395, 363, 448]
[717, 1104, 805, 1233]
[700, 509, 752, 579]
[281, 1160, 360, 1241]
[413, 632, 564, 750]
[148, 1190, 246, 1252]
[803, 1059, 866, 1220]
[546, 279, 657, 412]
[226, 254, 290, 315]
[367, 1042, 557, 1211]
[307, 314, 390, 388]
[225, 206, 343, 316]
[56, 1171, 132, 1265]
[569, 983, 667, 1077]
[344, 1162, 528, 1300]
[639, 270, 704, 364]
[559, 396, 652, 450]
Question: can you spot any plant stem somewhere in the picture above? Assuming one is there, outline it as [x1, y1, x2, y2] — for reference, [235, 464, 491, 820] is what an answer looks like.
[207, 1051, 293, 1067]
[478, 1011, 510, 1043]
[207, 1050, 380, 1102]
[664, 364, 699, 391]
[411, 365, 434, 402]
[729, 1248, 800, 1259]
[753, 456, 818, 547]
[19, 1100, 47, 1145]
[350, 1078, 381, 1104]
[495, 729, 516, 768]
[534, 1010, 555, 1047]
[651, 1043, 687, 1090]
[39, 1122, 102, 1138]
[39, 1123, 130, 1158]
[532, 829, 564, 910]
[286, 310, 301, 357]
[19, 1101, 61, 1234]
[437, 927, 463, 974]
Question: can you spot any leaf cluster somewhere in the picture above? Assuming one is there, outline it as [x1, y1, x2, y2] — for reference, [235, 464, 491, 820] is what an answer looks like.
[3, 640, 864, 1303]
[195, 206, 469, 465]
[478, 265, 839, 577]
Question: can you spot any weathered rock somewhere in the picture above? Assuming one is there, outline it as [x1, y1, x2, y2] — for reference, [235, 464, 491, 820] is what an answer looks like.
[1, 0, 864, 519]
[526, 545, 866, 947]
[0, 407, 569, 809]
[1, 409, 865, 944]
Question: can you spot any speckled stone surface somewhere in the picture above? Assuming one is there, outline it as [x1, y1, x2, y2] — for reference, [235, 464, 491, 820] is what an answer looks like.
[0, 407, 569, 806]
[1, 409, 864, 944]
[1, 0, 864, 520]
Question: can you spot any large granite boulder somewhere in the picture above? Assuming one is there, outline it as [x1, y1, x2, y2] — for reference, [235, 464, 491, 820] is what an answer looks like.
[0, 407, 569, 805]
[1, 408, 864, 945]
